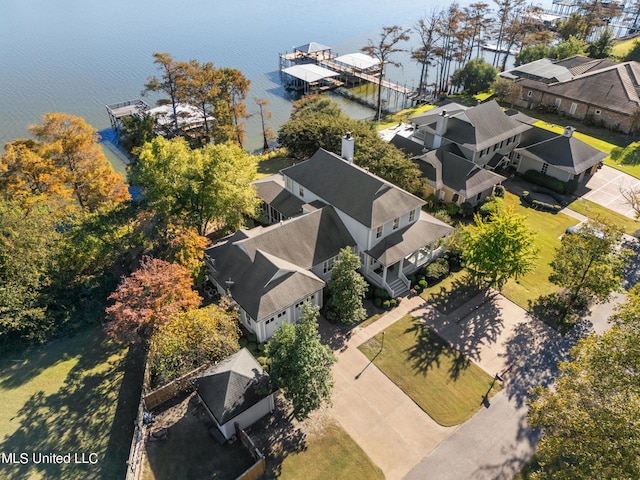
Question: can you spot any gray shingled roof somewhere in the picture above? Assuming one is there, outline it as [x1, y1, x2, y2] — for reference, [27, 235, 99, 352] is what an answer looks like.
[516, 126, 607, 174]
[194, 348, 271, 425]
[253, 175, 304, 218]
[544, 62, 640, 115]
[408, 101, 468, 127]
[205, 206, 355, 320]
[281, 149, 425, 228]
[421, 145, 506, 197]
[418, 101, 530, 151]
[366, 212, 453, 265]
[389, 133, 426, 157]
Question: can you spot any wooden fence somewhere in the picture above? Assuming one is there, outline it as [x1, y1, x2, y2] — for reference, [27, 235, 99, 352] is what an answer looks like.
[235, 423, 266, 480]
[142, 365, 208, 410]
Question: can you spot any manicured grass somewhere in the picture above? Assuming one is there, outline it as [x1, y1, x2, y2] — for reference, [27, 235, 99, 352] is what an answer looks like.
[500, 192, 578, 310]
[376, 103, 436, 130]
[0, 328, 139, 480]
[256, 155, 296, 178]
[612, 37, 638, 59]
[279, 420, 384, 480]
[359, 312, 383, 329]
[358, 315, 500, 426]
[568, 198, 639, 235]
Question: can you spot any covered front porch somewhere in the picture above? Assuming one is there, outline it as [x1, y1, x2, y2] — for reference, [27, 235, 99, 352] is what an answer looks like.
[364, 212, 453, 297]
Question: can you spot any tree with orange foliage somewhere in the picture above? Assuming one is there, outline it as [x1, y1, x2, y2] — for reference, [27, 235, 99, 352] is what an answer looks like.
[105, 256, 201, 343]
[28, 113, 130, 210]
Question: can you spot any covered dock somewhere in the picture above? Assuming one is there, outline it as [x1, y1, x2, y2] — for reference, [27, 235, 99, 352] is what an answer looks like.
[281, 64, 343, 94]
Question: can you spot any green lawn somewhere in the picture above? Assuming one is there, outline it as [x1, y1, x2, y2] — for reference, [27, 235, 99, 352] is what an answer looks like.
[500, 192, 578, 310]
[358, 315, 500, 427]
[376, 103, 436, 130]
[256, 155, 296, 178]
[279, 420, 384, 480]
[0, 328, 141, 480]
[568, 198, 639, 235]
[612, 37, 638, 59]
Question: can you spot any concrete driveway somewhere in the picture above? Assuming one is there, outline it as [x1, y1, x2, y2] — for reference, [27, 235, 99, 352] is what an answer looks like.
[579, 165, 640, 218]
[320, 296, 454, 480]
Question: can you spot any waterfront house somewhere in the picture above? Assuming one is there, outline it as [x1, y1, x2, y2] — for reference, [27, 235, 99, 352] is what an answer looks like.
[204, 142, 453, 342]
[500, 55, 640, 133]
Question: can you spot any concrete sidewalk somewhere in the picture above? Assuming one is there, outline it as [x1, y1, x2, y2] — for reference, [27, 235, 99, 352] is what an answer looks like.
[322, 291, 548, 479]
[321, 296, 455, 480]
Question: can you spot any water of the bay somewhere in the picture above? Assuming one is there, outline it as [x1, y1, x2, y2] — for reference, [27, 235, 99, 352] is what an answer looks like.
[0, 0, 550, 170]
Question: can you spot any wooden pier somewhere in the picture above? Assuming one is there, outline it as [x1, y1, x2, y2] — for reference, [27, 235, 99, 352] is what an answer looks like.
[279, 42, 418, 109]
[106, 99, 149, 130]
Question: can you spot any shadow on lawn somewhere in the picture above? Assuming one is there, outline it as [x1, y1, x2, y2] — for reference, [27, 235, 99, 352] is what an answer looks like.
[248, 396, 308, 479]
[1, 329, 143, 480]
[426, 274, 483, 315]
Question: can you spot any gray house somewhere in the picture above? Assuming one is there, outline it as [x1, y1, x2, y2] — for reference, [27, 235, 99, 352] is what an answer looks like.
[205, 147, 453, 342]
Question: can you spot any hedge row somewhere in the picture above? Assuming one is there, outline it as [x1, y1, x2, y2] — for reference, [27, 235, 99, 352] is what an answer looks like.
[523, 170, 577, 194]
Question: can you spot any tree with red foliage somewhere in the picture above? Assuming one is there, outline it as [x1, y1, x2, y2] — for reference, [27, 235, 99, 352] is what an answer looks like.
[105, 256, 201, 343]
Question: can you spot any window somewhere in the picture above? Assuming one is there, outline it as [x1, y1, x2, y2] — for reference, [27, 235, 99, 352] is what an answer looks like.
[541, 162, 549, 174]
[376, 225, 383, 238]
[285, 177, 292, 190]
[476, 192, 482, 202]
[527, 90, 532, 97]
[493, 143, 499, 152]
[595, 109, 601, 116]
[569, 103, 577, 115]
[554, 98, 561, 108]
[409, 209, 416, 222]
[393, 217, 400, 230]
[298, 185, 304, 197]
[266, 317, 274, 324]
[277, 311, 285, 318]
[323, 257, 336, 274]
[452, 193, 459, 203]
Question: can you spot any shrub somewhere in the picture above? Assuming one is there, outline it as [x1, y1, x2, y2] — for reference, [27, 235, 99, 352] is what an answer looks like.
[364, 283, 374, 299]
[564, 179, 578, 194]
[493, 185, 506, 198]
[531, 199, 561, 212]
[445, 202, 460, 217]
[382, 300, 391, 309]
[479, 196, 503, 217]
[407, 274, 417, 286]
[521, 191, 532, 204]
[418, 279, 428, 289]
[433, 209, 453, 225]
[375, 288, 390, 300]
[389, 299, 397, 308]
[523, 170, 565, 194]
[374, 297, 382, 308]
[426, 257, 449, 281]
[239, 337, 248, 348]
[413, 284, 423, 293]
[459, 201, 474, 217]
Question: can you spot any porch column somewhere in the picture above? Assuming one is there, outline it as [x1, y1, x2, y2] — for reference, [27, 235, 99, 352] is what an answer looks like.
[382, 265, 388, 284]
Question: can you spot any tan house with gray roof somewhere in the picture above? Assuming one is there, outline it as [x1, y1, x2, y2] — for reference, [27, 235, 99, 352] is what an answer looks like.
[205, 147, 453, 342]
[501, 55, 640, 133]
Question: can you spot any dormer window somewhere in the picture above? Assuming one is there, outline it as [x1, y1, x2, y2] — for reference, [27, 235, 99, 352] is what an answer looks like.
[376, 226, 383, 238]
[299, 185, 304, 197]
[393, 217, 400, 230]
[409, 209, 416, 222]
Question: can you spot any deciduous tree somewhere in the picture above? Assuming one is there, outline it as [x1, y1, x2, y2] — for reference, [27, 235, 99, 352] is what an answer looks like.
[29, 113, 130, 211]
[327, 247, 368, 325]
[362, 25, 410, 120]
[549, 221, 628, 314]
[528, 287, 640, 479]
[144, 53, 184, 134]
[266, 303, 336, 420]
[461, 208, 538, 289]
[105, 256, 201, 343]
[255, 97, 275, 152]
[0, 199, 59, 351]
[148, 304, 241, 387]
[451, 58, 497, 95]
[136, 136, 259, 234]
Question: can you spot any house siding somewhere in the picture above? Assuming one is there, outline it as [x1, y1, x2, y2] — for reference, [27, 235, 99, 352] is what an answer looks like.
[213, 394, 275, 440]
